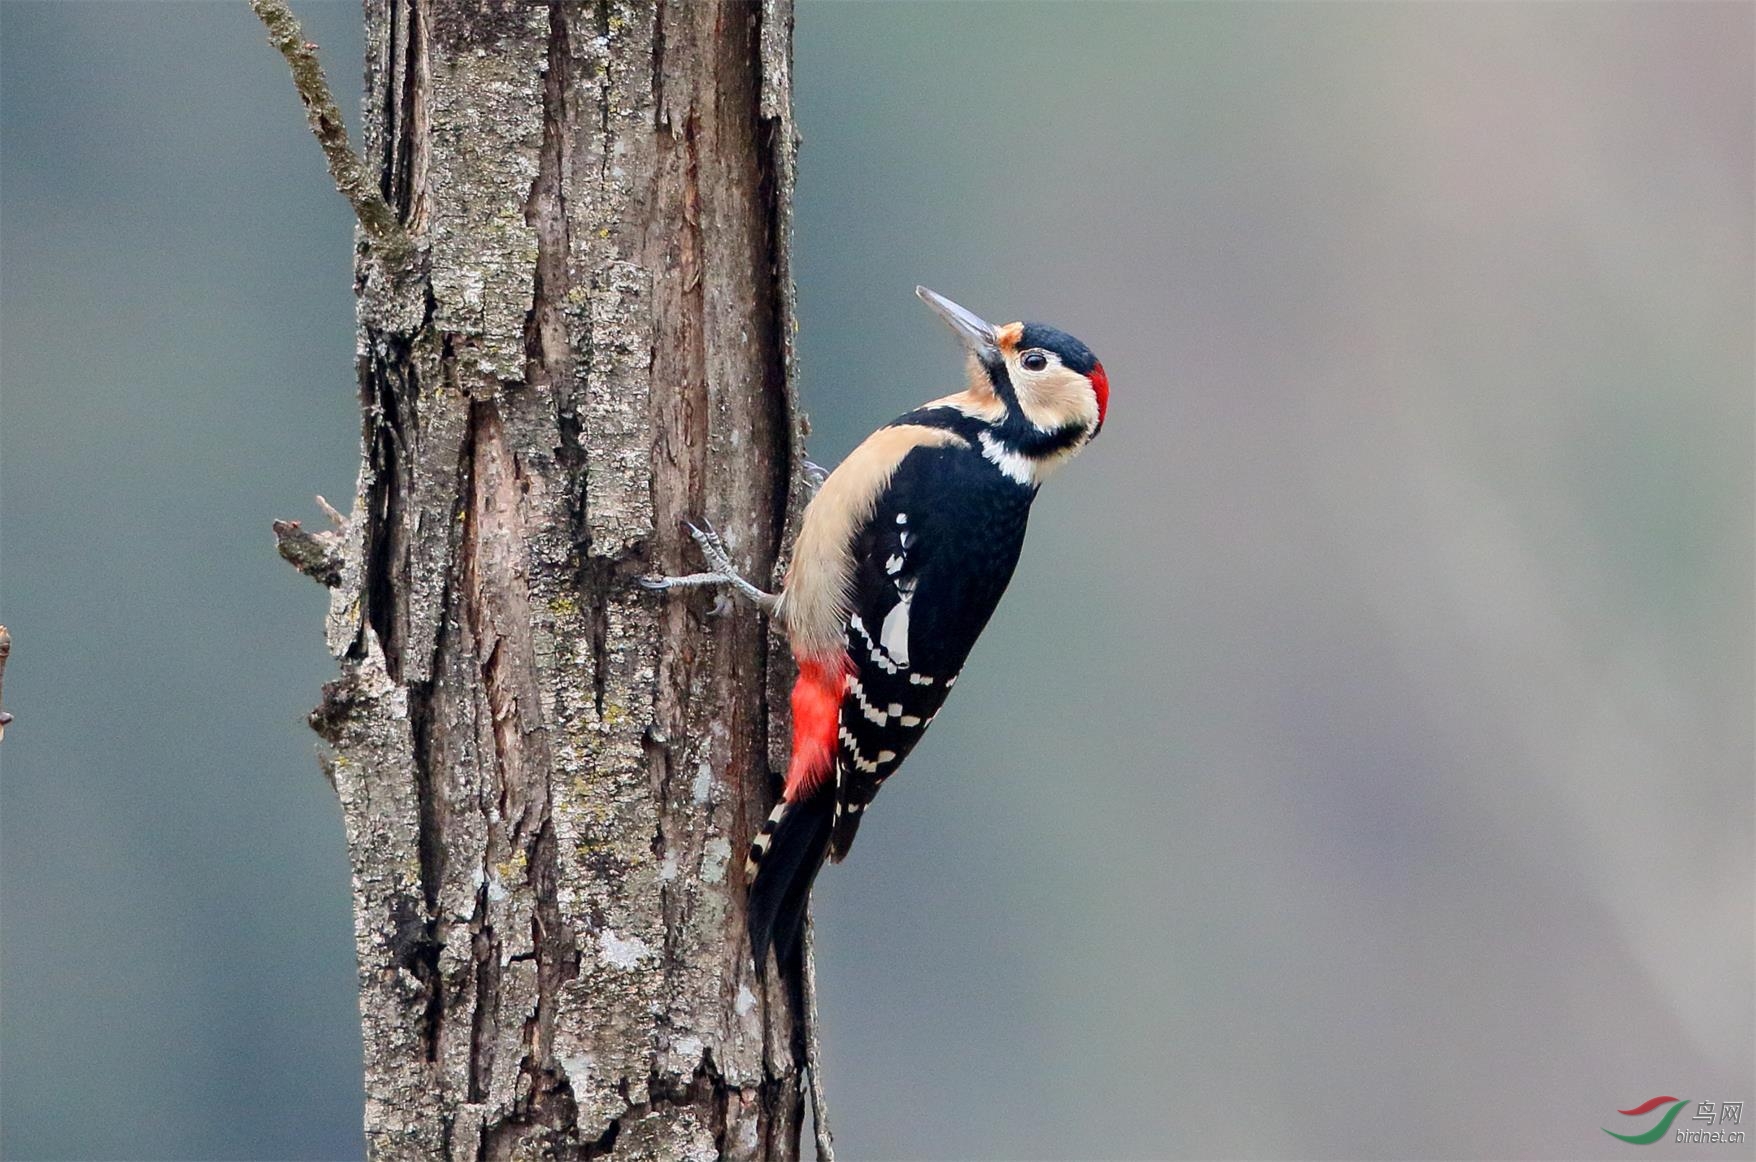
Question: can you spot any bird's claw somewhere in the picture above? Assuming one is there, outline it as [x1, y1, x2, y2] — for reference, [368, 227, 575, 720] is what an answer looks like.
[686, 519, 736, 575]
[802, 460, 829, 491]
[639, 518, 781, 614]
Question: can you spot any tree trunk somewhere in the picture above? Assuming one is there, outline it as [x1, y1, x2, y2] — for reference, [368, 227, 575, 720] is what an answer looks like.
[293, 2, 813, 1156]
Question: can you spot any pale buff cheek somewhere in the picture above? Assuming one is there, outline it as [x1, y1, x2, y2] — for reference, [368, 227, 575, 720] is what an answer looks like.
[1014, 366, 1100, 432]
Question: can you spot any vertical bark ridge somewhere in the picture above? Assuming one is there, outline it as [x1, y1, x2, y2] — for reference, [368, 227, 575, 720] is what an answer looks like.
[312, 1, 809, 1157]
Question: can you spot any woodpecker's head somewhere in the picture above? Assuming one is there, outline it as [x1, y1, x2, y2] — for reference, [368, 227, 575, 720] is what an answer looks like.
[916, 286, 1110, 442]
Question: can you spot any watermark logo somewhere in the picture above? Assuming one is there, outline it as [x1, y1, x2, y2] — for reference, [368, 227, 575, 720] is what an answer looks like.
[1604, 1097, 1744, 1146]
[1604, 1097, 1689, 1145]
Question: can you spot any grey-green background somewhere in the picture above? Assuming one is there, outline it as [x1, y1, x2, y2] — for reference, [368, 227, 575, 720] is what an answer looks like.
[2, 3, 1750, 1159]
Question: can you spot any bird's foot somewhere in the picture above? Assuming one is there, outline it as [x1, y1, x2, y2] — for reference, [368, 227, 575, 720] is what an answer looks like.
[801, 459, 829, 494]
[639, 519, 781, 614]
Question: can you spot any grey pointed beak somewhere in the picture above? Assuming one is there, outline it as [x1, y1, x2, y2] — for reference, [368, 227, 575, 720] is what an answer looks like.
[916, 286, 999, 356]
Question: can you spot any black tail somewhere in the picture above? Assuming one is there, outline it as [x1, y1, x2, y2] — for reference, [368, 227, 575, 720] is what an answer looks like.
[745, 793, 834, 976]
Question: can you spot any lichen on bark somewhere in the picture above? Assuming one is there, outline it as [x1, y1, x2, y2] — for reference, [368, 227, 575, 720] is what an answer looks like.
[266, 1, 814, 1156]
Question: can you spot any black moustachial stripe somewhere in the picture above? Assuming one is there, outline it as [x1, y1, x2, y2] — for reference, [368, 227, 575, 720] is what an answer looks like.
[889, 403, 1086, 463]
[888, 405, 988, 444]
[1001, 416, 1089, 458]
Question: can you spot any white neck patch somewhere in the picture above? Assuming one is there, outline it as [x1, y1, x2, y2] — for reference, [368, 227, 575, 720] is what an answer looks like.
[978, 431, 1038, 487]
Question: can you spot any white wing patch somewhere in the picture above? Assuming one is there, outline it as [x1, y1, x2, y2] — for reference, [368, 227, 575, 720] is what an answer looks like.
[853, 505, 921, 673]
[878, 597, 911, 667]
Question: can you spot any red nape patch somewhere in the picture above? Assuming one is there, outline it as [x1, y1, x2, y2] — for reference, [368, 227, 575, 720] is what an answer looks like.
[783, 653, 849, 802]
[1089, 362, 1110, 429]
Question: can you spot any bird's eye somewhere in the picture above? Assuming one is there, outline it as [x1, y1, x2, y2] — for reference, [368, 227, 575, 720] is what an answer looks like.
[1021, 350, 1049, 372]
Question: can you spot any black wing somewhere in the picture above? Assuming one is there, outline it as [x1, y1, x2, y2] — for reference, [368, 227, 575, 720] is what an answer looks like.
[830, 441, 1034, 859]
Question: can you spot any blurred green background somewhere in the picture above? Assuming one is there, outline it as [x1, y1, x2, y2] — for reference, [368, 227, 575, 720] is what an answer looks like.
[2, 2, 1749, 1159]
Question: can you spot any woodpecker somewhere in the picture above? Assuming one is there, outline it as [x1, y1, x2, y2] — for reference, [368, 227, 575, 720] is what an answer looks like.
[643, 287, 1109, 973]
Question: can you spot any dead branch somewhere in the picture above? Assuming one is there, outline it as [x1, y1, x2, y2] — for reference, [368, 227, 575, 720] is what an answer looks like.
[249, 0, 412, 265]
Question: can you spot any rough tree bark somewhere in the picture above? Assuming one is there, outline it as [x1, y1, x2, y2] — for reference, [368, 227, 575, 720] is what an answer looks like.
[259, 2, 822, 1157]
